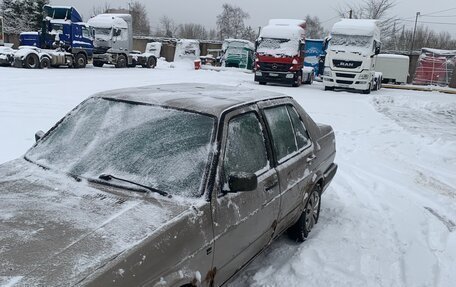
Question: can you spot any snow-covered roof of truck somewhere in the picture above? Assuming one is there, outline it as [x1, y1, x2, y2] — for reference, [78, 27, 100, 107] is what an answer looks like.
[331, 19, 379, 36]
[87, 14, 129, 29]
[260, 25, 304, 40]
[93, 84, 288, 117]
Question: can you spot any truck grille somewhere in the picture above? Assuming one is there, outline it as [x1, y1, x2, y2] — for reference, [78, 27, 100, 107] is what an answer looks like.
[259, 62, 292, 72]
[336, 73, 356, 78]
[336, 80, 354, 85]
[333, 60, 362, 69]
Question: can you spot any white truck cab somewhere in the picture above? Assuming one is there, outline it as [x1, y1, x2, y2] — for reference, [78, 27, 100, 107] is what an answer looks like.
[323, 19, 381, 94]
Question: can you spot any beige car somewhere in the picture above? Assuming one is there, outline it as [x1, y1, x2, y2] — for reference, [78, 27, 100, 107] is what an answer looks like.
[0, 84, 337, 286]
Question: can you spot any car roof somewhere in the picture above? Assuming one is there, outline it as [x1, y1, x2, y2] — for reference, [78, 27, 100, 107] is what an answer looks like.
[92, 83, 290, 117]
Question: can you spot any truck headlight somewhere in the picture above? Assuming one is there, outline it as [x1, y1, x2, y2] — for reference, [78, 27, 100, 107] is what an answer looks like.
[323, 70, 332, 77]
[358, 74, 369, 80]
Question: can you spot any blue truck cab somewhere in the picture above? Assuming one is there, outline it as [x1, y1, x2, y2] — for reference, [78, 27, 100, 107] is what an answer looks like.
[20, 5, 93, 68]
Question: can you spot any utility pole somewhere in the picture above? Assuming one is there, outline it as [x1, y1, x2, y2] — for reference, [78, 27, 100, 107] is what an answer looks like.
[410, 12, 420, 55]
[349, 10, 353, 19]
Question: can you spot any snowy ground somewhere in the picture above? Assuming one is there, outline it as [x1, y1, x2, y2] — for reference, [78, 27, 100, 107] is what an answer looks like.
[1, 62, 455, 287]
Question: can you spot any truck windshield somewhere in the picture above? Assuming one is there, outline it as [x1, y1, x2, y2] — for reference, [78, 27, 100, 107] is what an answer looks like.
[257, 38, 298, 57]
[331, 34, 373, 48]
[94, 28, 111, 36]
[25, 98, 216, 198]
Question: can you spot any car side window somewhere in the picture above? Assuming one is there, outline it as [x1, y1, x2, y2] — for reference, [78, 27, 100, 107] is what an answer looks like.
[287, 105, 310, 149]
[263, 105, 298, 162]
[223, 112, 269, 182]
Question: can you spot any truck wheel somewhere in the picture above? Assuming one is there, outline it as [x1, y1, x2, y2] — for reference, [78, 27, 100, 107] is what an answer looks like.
[40, 57, 51, 69]
[292, 72, 302, 87]
[304, 73, 314, 85]
[115, 54, 127, 68]
[93, 61, 104, 68]
[324, 86, 334, 91]
[288, 185, 321, 242]
[24, 54, 39, 69]
[362, 84, 371, 94]
[143, 56, 157, 68]
[74, 53, 87, 69]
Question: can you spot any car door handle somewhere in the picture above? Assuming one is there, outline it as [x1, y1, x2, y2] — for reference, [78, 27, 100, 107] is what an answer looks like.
[265, 180, 278, 191]
[307, 154, 316, 163]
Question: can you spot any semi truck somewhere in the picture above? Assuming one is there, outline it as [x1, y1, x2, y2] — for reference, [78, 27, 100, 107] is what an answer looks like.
[322, 19, 382, 94]
[87, 14, 156, 68]
[19, 5, 93, 68]
[254, 19, 313, 87]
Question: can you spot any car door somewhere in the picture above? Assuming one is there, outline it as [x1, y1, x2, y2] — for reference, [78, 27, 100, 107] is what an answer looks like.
[211, 105, 280, 285]
[259, 100, 315, 236]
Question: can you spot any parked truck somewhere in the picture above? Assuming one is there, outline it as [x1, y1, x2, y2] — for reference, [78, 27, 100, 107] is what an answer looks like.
[18, 5, 93, 69]
[87, 14, 156, 68]
[322, 19, 382, 94]
[222, 39, 254, 70]
[254, 19, 313, 87]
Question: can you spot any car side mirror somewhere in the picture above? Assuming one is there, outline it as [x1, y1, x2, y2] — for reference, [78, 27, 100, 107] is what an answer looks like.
[375, 46, 381, 55]
[226, 173, 258, 193]
[35, 130, 45, 142]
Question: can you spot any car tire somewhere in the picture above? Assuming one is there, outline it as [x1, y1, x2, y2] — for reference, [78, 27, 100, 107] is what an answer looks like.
[74, 53, 87, 69]
[115, 54, 127, 68]
[40, 57, 51, 69]
[288, 185, 321, 242]
[24, 54, 39, 69]
[93, 60, 104, 68]
[143, 56, 157, 68]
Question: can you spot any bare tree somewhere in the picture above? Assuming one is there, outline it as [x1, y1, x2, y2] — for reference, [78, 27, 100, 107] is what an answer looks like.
[177, 23, 208, 40]
[241, 26, 257, 42]
[305, 15, 325, 39]
[91, 2, 111, 17]
[129, 2, 151, 36]
[157, 15, 178, 38]
[216, 4, 250, 40]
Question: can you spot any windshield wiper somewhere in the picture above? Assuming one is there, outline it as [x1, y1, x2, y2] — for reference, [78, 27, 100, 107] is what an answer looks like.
[98, 174, 171, 198]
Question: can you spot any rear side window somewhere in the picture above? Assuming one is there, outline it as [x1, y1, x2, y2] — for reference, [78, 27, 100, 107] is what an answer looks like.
[263, 106, 297, 162]
[287, 106, 310, 149]
[224, 112, 269, 180]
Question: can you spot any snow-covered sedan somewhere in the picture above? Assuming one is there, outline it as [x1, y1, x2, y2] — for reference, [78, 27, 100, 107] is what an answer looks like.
[0, 84, 337, 286]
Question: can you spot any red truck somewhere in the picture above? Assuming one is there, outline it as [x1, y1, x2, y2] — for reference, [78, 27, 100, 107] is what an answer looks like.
[254, 19, 313, 87]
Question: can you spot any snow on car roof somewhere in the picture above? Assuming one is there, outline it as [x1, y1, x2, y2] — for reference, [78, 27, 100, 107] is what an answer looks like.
[331, 19, 379, 36]
[93, 84, 288, 117]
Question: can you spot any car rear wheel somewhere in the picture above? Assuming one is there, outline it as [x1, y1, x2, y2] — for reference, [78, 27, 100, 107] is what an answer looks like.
[288, 185, 321, 242]
[24, 54, 39, 69]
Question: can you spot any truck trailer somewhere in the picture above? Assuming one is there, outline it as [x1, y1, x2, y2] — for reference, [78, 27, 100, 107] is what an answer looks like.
[19, 5, 93, 69]
[254, 19, 313, 87]
[322, 19, 382, 94]
[88, 14, 156, 68]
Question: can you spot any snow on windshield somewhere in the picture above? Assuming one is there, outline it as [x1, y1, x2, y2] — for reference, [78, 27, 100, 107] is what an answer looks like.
[331, 34, 372, 48]
[257, 38, 299, 57]
[25, 98, 215, 197]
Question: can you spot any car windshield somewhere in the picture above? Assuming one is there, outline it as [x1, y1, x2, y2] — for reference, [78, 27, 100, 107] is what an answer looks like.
[25, 98, 216, 198]
[257, 37, 298, 57]
[330, 34, 373, 48]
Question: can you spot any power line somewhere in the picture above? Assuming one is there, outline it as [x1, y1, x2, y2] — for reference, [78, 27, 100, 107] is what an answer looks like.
[420, 7, 456, 16]
[421, 14, 456, 18]
[398, 19, 456, 26]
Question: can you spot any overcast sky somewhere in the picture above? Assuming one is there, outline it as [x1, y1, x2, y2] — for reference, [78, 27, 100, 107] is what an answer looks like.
[51, 0, 456, 37]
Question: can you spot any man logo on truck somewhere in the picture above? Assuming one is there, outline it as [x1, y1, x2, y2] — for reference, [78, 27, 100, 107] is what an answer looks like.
[340, 61, 354, 68]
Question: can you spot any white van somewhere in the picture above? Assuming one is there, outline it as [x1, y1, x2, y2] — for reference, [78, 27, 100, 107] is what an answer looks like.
[375, 54, 409, 84]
